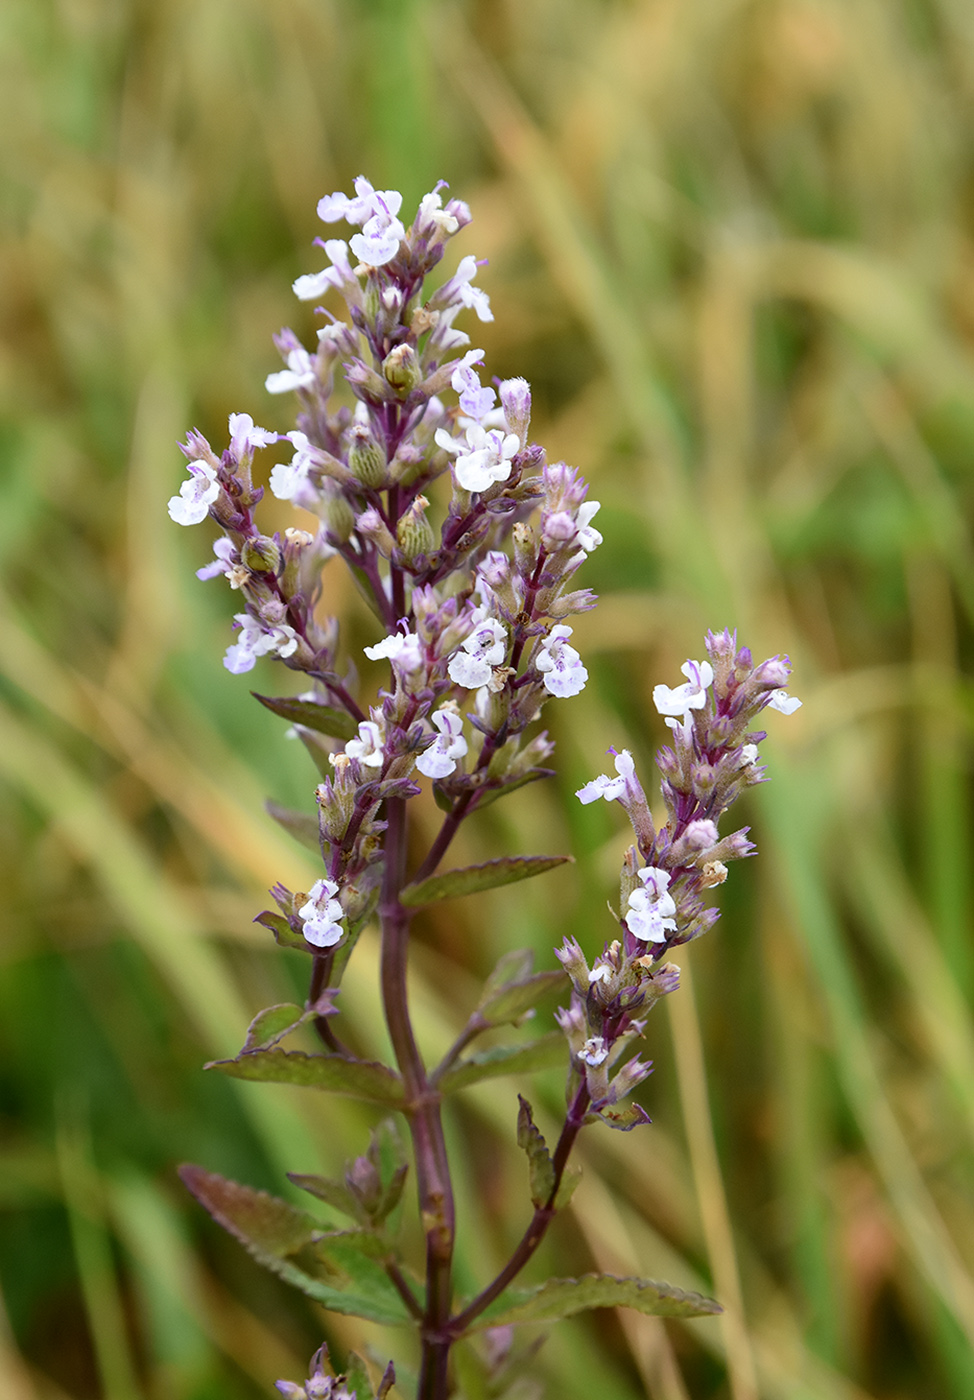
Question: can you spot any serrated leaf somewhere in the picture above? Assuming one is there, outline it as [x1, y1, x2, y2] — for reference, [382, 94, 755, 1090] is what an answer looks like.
[481, 949, 535, 1000]
[344, 1353, 374, 1400]
[253, 693, 358, 741]
[265, 800, 322, 854]
[242, 1003, 308, 1052]
[438, 1032, 565, 1094]
[288, 1172, 362, 1220]
[516, 1096, 555, 1207]
[469, 1273, 722, 1330]
[401, 856, 571, 908]
[179, 1166, 410, 1325]
[206, 1048, 404, 1106]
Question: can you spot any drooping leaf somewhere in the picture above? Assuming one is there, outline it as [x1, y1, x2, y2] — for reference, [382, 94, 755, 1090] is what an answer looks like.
[468, 1273, 722, 1330]
[178, 1166, 411, 1325]
[206, 1047, 404, 1106]
[437, 1032, 566, 1094]
[265, 800, 322, 854]
[516, 1096, 555, 1207]
[401, 856, 571, 908]
[252, 693, 358, 740]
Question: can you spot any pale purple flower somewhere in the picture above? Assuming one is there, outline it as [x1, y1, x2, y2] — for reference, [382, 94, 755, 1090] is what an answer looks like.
[345, 719, 384, 768]
[416, 186, 461, 239]
[579, 1036, 609, 1067]
[270, 431, 316, 503]
[168, 461, 220, 526]
[453, 255, 493, 322]
[416, 708, 468, 779]
[196, 537, 236, 580]
[223, 614, 299, 674]
[351, 205, 406, 267]
[448, 617, 507, 689]
[265, 348, 316, 396]
[451, 349, 495, 420]
[536, 625, 588, 698]
[653, 659, 714, 722]
[292, 241, 357, 301]
[298, 878, 345, 948]
[499, 377, 531, 447]
[625, 867, 678, 944]
[576, 749, 636, 805]
[228, 412, 278, 458]
[317, 177, 403, 228]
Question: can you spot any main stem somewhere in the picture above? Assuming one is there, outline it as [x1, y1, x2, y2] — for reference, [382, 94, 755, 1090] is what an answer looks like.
[379, 796, 456, 1400]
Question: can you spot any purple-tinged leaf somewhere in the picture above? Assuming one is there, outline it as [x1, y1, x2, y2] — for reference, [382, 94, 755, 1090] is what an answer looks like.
[252, 693, 358, 741]
[265, 801, 321, 854]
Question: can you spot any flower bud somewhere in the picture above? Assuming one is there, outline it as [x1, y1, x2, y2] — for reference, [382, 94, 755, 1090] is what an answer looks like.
[320, 487, 355, 544]
[347, 424, 387, 487]
[513, 522, 536, 578]
[240, 534, 281, 574]
[382, 343, 422, 394]
[499, 376, 532, 447]
[356, 507, 396, 557]
[395, 495, 436, 561]
[345, 1154, 382, 1214]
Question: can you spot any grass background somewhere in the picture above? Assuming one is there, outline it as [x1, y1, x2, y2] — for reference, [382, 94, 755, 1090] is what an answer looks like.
[2, 0, 974, 1396]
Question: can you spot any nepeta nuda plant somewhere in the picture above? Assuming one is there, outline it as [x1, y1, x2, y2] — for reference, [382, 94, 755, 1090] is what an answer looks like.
[170, 176, 801, 1400]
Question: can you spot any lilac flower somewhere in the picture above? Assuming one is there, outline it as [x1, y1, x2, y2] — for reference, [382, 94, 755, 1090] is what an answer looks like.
[168, 461, 220, 526]
[576, 749, 636, 805]
[536, 625, 588, 697]
[298, 878, 345, 948]
[270, 432, 316, 503]
[196, 537, 236, 580]
[345, 719, 385, 768]
[292, 241, 357, 301]
[451, 350, 495, 420]
[579, 1037, 609, 1067]
[452, 254, 493, 322]
[652, 659, 714, 722]
[625, 867, 678, 944]
[416, 707, 468, 778]
[318, 176, 403, 230]
[223, 614, 299, 674]
[265, 348, 317, 396]
[448, 617, 507, 689]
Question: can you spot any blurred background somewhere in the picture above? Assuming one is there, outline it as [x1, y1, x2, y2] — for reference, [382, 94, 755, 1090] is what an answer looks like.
[3, 0, 974, 1397]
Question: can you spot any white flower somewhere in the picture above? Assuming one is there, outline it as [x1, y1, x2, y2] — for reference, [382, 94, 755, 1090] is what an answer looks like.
[451, 349, 495, 421]
[448, 617, 507, 689]
[499, 377, 531, 446]
[576, 749, 635, 804]
[265, 348, 316, 396]
[168, 461, 220, 526]
[416, 708, 468, 779]
[228, 412, 278, 458]
[345, 719, 384, 768]
[364, 629, 424, 672]
[574, 501, 602, 553]
[350, 205, 406, 267]
[625, 866, 678, 944]
[453, 255, 493, 322]
[536, 625, 588, 698]
[435, 423, 520, 493]
[223, 614, 298, 674]
[740, 743, 760, 766]
[292, 241, 356, 301]
[653, 659, 714, 722]
[579, 1036, 608, 1067]
[298, 878, 345, 948]
[196, 536, 236, 580]
[767, 688, 802, 715]
[269, 431, 316, 503]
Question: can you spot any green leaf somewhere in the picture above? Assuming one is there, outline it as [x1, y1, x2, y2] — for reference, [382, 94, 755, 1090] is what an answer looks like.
[252, 693, 358, 741]
[178, 1166, 410, 1325]
[478, 951, 566, 1027]
[288, 1172, 361, 1220]
[242, 1003, 308, 1052]
[253, 910, 310, 951]
[206, 1048, 404, 1106]
[516, 1096, 555, 1207]
[554, 1164, 582, 1210]
[265, 800, 321, 854]
[401, 856, 572, 908]
[468, 1273, 722, 1330]
[438, 1032, 565, 1094]
[474, 768, 555, 810]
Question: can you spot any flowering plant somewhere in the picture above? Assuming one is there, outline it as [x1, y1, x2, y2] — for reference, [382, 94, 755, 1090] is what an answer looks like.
[170, 174, 800, 1400]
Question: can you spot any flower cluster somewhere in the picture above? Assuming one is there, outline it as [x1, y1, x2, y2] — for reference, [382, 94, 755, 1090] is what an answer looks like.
[276, 1345, 394, 1400]
[169, 176, 602, 952]
[558, 631, 801, 1123]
